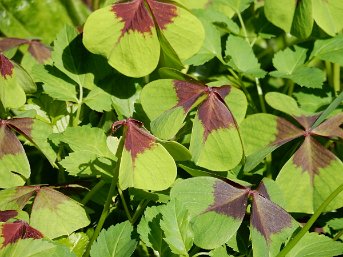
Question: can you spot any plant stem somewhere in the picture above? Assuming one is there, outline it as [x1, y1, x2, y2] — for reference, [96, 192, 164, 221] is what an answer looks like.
[325, 61, 333, 88]
[255, 78, 266, 113]
[83, 139, 124, 257]
[287, 80, 295, 96]
[333, 63, 341, 95]
[74, 83, 84, 127]
[131, 200, 150, 224]
[118, 187, 133, 222]
[81, 180, 106, 205]
[276, 183, 343, 257]
[237, 11, 249, 44]
[333, 230, 343, 241]
[192, 252, 210, 257]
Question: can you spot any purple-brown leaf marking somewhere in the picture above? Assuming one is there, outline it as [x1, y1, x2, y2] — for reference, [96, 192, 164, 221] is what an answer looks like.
[294, 114, 320, 130]
[312, 113, 343, 139]
[123, 118, 155, 160]
[112, 0, 155, 37]
[0, 210, 18, 222]
[173, 80, 206, 112]
[293, 136, 336, 184]
[32, 187, 68, 211]
[212, 85, 231, 100]
[0, 122, 26, 158]
[28, 40, 51, 63]
[2, 221, 43, 247]
[0, 53, 14, 79]
[7, 118, 34, 142]
[206, 180, 248, 219]
[251, 192, 292, 242]
[256, 181, 270, 200]
[0, 38, 28, 52]
[146, 0, 177, 30]
[274, 117, 303, 145]
[11, 186, 40, 210]
[198, 92, 236, 140]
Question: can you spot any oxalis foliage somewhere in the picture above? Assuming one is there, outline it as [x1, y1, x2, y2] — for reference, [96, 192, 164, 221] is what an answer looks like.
[0, 0, 343, 256]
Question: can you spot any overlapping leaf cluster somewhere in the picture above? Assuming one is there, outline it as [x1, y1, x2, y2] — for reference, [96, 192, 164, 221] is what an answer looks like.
[0, 0, 343, 257]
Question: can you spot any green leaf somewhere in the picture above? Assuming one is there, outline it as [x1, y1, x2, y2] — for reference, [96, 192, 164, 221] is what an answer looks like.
[275, 137, 343, 213]
[90, 221, 137, 257]
[159, 141, 191, 161]
[210, 246, 233, 256]
[311, 35, 343, 66]
[0, 0, 73, 42]
[160, 199, 194, 255]
[137, 206, 176, 257]
[57, 232, 89, 257]
[265, 92, 308, 117]
[170, 177, 247, 249]
[0, 186, 36, 210]
[30, 187, 90, 239]
[286, 232, 343, 257]
[270, 47, 325, 88]
[312, 0, 343, 36]
[225, 36, 266, 78]
[0, 55, 36, 109]
[0, 238, 76, 257]
[31, 65, 78, 102]
[83, 1, 204, 77]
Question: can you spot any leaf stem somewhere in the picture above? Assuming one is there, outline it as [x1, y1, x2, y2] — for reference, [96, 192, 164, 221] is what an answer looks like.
[325, 61, 333, 88]
[237, 11, 249, 44]
[287, 80, 295, 96]
[74, 84, 84, 127]
[276, 183, 343, 257]
[192, 252, 210, 257]
[333, 63, 340, 95]
[81, 179, 106, 205]
[131, 199, 150, 224]
[118, 187, 133, 222]
[255, 77, 266, 113]
[333, 230, 343, 241]
[83, 139, 124, 257]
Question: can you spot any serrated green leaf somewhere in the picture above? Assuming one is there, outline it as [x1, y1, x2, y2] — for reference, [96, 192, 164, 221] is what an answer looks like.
[57, 232, 89, 257]
[90, 221, 137, 257]
[160, 199, 193, 255]
[0, 238, 76, 257]
[137, 206, 176, 257]
[225, 36, 266, 78]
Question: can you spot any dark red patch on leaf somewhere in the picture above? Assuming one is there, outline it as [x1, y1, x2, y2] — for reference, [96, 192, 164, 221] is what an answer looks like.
[312, 113, 343, 139]
[212, 85, 231, 100]
[7, 118, 34, 142]
[293, 137, 336, 183]
[275, 117, 303, 145]
[173, 80, 206, 112]
[2, 221, 43, 247]
[198, 92, 236, 140]
[146, 0, 177, 30]
[0, 38, 28, 52]
[112, 0, 155, 37]
[28, 40, 51, 63]
[0, 210, 18, 222]
[12, 186, 40, 209]
[206, 180, 248, 219]
[251, 192, 292, 242]
[256, 182, 270, 200]
[114, 118, 155, 161]
[0, 53, 14, 79]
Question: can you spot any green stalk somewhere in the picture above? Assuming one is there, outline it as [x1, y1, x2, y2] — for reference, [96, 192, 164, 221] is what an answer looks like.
[277, 184, 343, 257]
[237, 11, 250, 44]
[333, 230, 343, 241]
[81, 180, 106, 205]
[83, 139, 124, 257]
[73, 83, 84, 127]
[287, 80, 295, 96]
[255, 78, 266, 113]
[325, 61, 333, 88]
[118, 187, 133, 222]
[333, 63, 341, 95]
[131, 200, 150, 224]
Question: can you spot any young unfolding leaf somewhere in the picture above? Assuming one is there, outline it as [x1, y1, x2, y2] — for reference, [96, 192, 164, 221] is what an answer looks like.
[170, 177, 297, 254]
[83, 0, 204, 77]
[0, 54, 36, 109]
[242, 101, 343, 213]
[113, 118, 177, 191]
[0, 220, 43, 248]
[141, 79, 246, 171]
[0, 186, 90, 239]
